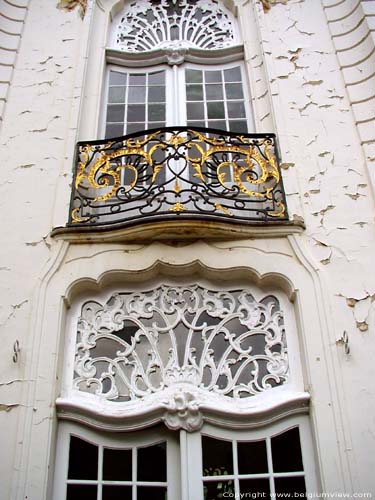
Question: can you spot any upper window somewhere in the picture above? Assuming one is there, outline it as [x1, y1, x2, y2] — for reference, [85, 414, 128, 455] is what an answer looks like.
[104, 63, 252, 137]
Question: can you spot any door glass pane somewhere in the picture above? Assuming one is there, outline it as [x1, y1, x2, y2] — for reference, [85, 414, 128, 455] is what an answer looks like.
[108, 87, 126, 103]
[68, 436, 98, 480]
[272, 428, 304, 472]
[207, 102, 225, 119]
[186, 85, 204, 101]
[128, 86, 146, 103]
[103, 448, 132, 481]
[275, 476, 306, 494]
[67, 485, 97, 500]
[225, 83, 244, 100]
[224, 67, 242, 82]
[149, 71, 165, 85]
[202, 436, 233, 476]
[187, 102, 205, 120]
[102, 486, 132, 500]
[238, 440, 268, 474]
[205, 84, 223, 101]
[137, 442, 167, 481]
[107, 104, 125, 122]
[109, 71, 127, 85]
[149, 86, 165, 102]
[127, 104, 146, 122]
[129, 73, 146, 85]
[240, 479, 270, 496]
[203, 480, 234, 500]
[138, 486, 167, 500]
[205, 70, 222, 83]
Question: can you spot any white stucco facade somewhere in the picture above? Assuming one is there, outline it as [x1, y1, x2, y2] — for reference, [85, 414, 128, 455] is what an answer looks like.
[0, 0, 374, 498]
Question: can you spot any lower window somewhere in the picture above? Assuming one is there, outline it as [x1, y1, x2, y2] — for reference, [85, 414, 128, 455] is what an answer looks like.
[53, 417, 318, 499]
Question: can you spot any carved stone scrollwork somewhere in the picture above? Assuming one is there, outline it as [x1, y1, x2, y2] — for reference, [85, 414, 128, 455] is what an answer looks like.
[163, 390, 203, 431]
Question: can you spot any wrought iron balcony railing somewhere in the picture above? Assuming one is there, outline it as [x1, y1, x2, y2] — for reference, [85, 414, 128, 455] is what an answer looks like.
[69, 127, 288, 229]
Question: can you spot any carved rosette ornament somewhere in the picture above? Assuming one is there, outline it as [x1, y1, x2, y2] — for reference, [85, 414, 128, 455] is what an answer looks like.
[113, 0, 236, 54]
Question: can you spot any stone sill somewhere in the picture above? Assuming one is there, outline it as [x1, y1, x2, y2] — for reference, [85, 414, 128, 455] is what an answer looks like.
[51, 218, 305, 244]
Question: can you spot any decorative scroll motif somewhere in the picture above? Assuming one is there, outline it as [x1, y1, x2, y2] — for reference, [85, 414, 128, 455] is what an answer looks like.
[73, 286, 289, 403]
[163, 390, 203, 431]
[70, 127, 288, 227]
[113, 0, 236, 53]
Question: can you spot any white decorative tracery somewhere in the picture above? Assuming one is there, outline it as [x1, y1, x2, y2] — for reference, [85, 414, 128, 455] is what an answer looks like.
[112, 0, 237, 53]
[73, 285, 289, 403]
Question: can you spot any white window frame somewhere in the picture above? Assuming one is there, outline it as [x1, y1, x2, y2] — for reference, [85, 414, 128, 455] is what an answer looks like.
[100, 60, 255, 137]
[53, 416, 319, 500]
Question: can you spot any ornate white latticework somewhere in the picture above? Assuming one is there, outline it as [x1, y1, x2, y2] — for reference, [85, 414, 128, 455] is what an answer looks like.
[113, 0, 236, 53]
[73, 286, 289, 403]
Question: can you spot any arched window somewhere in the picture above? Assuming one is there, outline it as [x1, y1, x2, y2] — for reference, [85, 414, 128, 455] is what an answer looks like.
[103, 0, 253, 137]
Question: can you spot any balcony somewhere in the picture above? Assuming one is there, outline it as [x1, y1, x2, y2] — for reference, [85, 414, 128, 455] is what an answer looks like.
[53, 127, 295, 241]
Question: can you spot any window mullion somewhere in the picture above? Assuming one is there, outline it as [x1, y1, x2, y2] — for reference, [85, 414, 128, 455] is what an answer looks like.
[179, 429, 189, 500]
[132, 447, 137, 500]
[266, 436, 275, 495]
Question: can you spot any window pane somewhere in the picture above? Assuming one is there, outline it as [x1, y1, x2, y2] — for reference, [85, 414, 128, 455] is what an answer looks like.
[225, 83, 244, 100]
[137, 442, 167, 481]
[138, 487, 167, 500]
[205, 84, 223, 101]
[127, 123, 145, 134]
[102, 486, 132, 500]
[207, 102, 225, 119]
[148, 104, 166, 121]
[205, 70, 222, 83]
[227, 101, 246, 119]
[208, 120, 226, 130]
[240, 479, 270, 496]
[129, 74, 146, 85]
[128, 86, 146, 103]
[109, 71, 127, 85]
[149, 71, 165, 85]
[224, 67, 242, 82]
[127, 104, 146, 122]
[202, 436, 233, 476]
[68, 436, 98, 480]
[228, 120, 247, 133]
[187, 102, 205, 120]
[186, 69, 203, 83]
[275, 476, 306, 495]
[67, 485, 97, 500]
[149, 86, 165, 103]
[203, 480, 234, 500]
[108, 87, 126, 103]
[107, 104, 125, 122]
[103, 448, 132, 481]
[272, 428, 304, 473]
[238, 440, 268, 474]
[106, 123, 124, 138]
[186, 85, 203, 101]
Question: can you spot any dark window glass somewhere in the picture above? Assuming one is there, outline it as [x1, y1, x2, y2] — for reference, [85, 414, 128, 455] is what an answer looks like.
[137, 442, 167, 482]
[149, 71, 165, 85]
[238, 440, 268, 474]
[240, 478, 270, 496]
[106, 123, 124, 138]
[224, 67, 242, 82]
[186, 85, 204, 101]
[108, 87, 126, 103]
[207, 102, 225, 119]
[272, 428, 304, 473]
[225, 84, 244, 100]
[187, 102, 205, 120]
[127, 105, 146, 122]
[205, 70, 222, 83]
[68, 436, 98, 480]
[207, 120, 226, 130]
[227, 101, 246, 118]
[203, 480, 234, 500]
[138, 486, 167, 500]
[206, 85, 223, 101]
[107, 104, 125, 122]
[186, 69, 203, 83]
[67, 485, 97, 500]
[148, 104, 165, 121]
[127, 123, 145, 134]
[129, 74, 146, 85]
[228, 120, 247, 133]
[103, 448, 132, 481]
[275, 476, 306, 495]
[202, 436, 233, 476]
[149, 86, 165, 103]
[102, 486, 132, 500]
[109, 71, 127, 85]
[128, 86, 146, 103]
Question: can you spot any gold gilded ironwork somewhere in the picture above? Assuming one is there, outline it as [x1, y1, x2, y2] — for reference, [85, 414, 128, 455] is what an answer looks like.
[170, 202, 187, 212]
[214, 204, 234, 216]
[71, 128, 287, 225]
